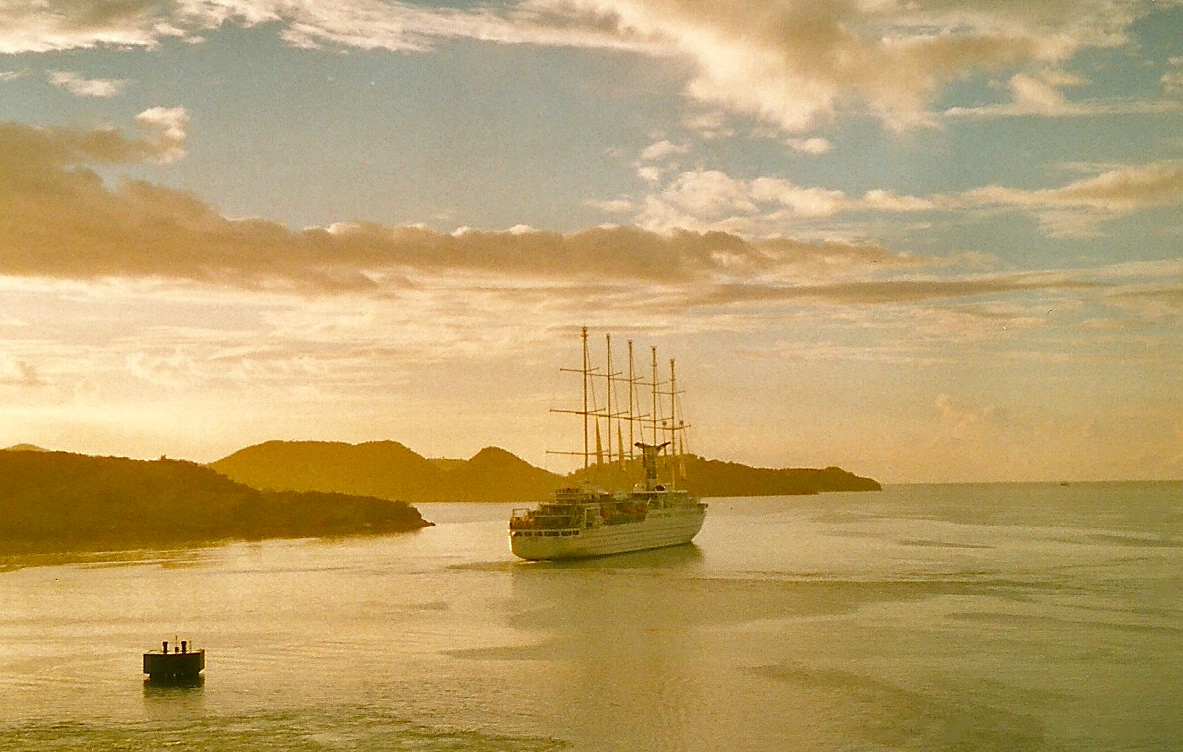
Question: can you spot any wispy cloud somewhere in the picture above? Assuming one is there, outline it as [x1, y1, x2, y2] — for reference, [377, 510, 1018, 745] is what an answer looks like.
[639, 139, 690, 162]
[0, 0, 639, 55]
[785, 137, 831, 155]
[532, 0, 1157, 133]
[1164, 56, 1183, 93]
[945, 70, 1182, 118]
[0, 0, 185, 53]
[683, 272, 1100, 309]
[48, 70, 129, 97]
[0, 1, 1167, 135]
[959, 160, 1183, 235]
[0, 357, 43, 388]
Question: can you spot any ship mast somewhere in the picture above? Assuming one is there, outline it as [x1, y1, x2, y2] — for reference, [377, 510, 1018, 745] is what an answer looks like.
[650, 345, 659, 446]
[668, 358, 677, 458]
[605, 333, 613, 467]
[550, 327, 607, 474]
[669, 358, 679, 490]
[627, 340, 635, 461]
[548, 328, 687, 482]
[582, 327, 590, 471]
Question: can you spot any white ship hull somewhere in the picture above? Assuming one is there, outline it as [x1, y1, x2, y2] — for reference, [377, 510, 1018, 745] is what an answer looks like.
[509, 502, 706, 560]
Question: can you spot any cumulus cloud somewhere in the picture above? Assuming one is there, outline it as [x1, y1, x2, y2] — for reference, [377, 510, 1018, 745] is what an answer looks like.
[49, 70, 129, 97]
[633, 168, 932, 234]
[134, 106, 190, 163]
[624, 158, 1183, 238]
[0, 110, 187, 175]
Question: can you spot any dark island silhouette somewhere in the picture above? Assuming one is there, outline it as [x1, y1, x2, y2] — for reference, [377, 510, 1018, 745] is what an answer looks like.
[0, 440, 877, 555]
[210, 440, 880, 502]
[0, 449, 431, 555]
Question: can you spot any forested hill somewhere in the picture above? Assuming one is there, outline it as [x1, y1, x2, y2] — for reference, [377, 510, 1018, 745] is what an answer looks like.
[681, 456, 881, 496]
[0, 451, 431, 555]
[211, 441, 563, 503]
[210, 440, 881, 501]
[567, 455, 881, 497]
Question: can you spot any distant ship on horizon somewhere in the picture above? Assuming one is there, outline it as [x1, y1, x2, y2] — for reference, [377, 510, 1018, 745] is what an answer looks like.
[509, 328, 706, 560]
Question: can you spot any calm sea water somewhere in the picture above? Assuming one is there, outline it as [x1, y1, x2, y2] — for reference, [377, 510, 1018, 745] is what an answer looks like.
[1, 483, 1180, 751]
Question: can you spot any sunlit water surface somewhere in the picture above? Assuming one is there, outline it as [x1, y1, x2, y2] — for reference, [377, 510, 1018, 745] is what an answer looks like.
[1, 482, 1180, 751]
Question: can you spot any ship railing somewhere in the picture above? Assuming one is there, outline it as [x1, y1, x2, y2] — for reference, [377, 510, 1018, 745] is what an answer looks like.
[512, 512, 583, 530]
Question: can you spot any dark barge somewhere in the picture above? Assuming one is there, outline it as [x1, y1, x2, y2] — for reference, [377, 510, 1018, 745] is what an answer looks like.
[143, 640, 204, 684]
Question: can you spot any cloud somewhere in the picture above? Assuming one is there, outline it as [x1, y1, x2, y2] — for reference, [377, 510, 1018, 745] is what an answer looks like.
[585, 198, 635, 214]
[633, 168, 932, 234]
[2, 0, 1165, 136]
[862, 189, 936, 213]
[48, 70, 129, 97]
[685, 271, 1099, 309]
[635, 169, 852, 234]
[134, 106, 190, 163]
[785, 137, 831, 155]
[535, 0, 1155, 133]
[959, 160, 1183, 235]
[1164, 56, 1183, 93]
[932, 393, 1000, 442]
[0, 0, 185, 53]
[1008, 71, 1077, 114]
[945, 70, 1182, 118]
[0, 110, 187, 174]
[0, 118, 932, 291]
[4, 118, 1179, 335]
[0, 0, 640, 55]
[625, 159, 1183, 238]
[639, 139, 690, 161]
[0, 357, 43, 388]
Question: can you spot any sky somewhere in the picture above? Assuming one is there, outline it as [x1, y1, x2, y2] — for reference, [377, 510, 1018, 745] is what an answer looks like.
[1, 0, 1181, 483]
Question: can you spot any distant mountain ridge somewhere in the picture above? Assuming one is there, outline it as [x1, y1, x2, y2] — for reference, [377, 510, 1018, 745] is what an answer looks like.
[0, 451, 431, 556]
[3, 443, 49, 452]
[211, 441, 562, 503]
[210, 440, 880, 501]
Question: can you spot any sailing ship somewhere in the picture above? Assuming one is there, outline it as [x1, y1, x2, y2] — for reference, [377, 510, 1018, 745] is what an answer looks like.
[508, 328, 707, 560]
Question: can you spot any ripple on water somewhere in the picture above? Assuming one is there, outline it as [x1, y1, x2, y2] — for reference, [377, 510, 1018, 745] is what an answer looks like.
[0, 708, 570, 752]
